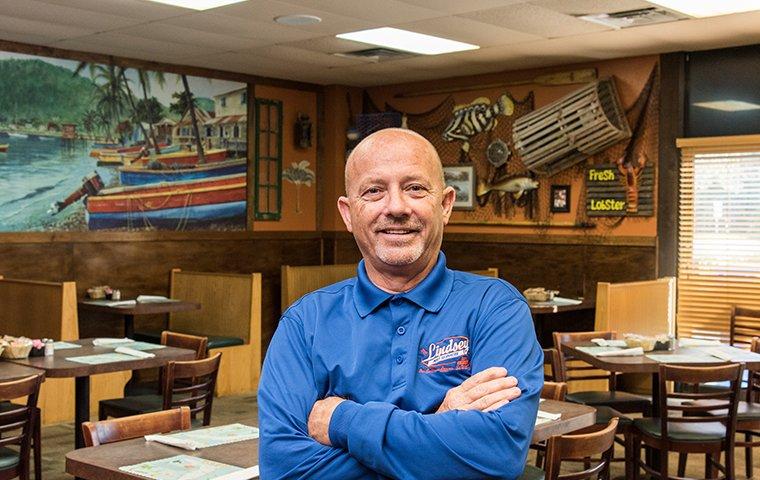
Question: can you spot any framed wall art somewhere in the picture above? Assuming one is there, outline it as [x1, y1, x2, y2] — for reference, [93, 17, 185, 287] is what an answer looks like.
[550, 185, 571, 213]
[443, 164, 476, 210]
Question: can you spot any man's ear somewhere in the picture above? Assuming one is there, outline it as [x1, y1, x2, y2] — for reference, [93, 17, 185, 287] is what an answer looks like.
[441, 186, 456, 225]
[337, 196, 353, 232]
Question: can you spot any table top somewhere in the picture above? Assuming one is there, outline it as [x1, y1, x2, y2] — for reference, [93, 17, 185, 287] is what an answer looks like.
[533, 399, 596, 443]
[562, 341, 760, 373]
[529, 299, 594, 315]
[0, 361, 45, 382]
[66, 427, 259, 480]
[78, 299, 200, 316]
[5, 339, 195, 378]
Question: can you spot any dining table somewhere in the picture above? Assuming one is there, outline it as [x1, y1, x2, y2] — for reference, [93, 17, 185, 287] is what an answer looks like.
[0, 360, 45, 382]
[78, 298, 200, 338]
[529, 299, 595, 347]
[65, 400, 595, 479]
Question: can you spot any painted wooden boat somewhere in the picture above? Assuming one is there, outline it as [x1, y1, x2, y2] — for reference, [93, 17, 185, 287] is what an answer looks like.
[85, 173, 246, 230]
[95, 145, 181, 166]
[98, 147, 224, 167]
[0, 144, 8, 152]
[118, 158, 247, 186]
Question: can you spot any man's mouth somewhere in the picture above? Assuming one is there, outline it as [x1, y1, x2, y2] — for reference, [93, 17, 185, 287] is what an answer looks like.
[379, 229, 416, 235]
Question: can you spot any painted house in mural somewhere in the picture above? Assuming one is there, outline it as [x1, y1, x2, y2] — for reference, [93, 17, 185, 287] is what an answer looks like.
[173, 106, 214, 148]
[206, 87, 247, 156]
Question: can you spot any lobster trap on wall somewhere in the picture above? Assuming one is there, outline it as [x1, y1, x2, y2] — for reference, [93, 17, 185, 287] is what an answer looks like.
[512, 78, 631, 176]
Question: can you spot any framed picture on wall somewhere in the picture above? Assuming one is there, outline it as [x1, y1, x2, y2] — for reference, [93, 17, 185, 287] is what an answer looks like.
[550, 185, 570, 213]
[443, 164, 476, 210]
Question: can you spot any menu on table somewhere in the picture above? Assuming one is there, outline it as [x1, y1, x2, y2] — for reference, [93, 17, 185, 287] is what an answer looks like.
[149, 424, 259, 449]
[119, 455, 241, 480]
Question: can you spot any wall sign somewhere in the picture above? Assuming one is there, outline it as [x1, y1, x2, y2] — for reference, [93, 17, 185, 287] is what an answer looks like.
[586, 164, 654, 217]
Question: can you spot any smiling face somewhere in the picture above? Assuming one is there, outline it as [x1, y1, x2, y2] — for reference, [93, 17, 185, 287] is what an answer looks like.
[338, 129, 455, 286]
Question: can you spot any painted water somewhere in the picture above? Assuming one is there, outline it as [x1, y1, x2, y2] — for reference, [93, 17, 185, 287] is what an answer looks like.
[0, 134, 117, 231]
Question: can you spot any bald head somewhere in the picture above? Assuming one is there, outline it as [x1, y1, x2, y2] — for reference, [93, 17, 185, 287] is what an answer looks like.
[345, 128, 445, 195]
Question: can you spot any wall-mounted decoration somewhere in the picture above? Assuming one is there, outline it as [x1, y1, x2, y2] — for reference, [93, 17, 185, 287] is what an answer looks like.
[486, 139, 510, 168]
[442, 94, 514, 161]
[512, 78, 631, 176]
[282, 160, 315, 214]
[294, 113, 312, 149]
[585, 162, 654, 217]
[550, 185, 571, 213]
[0, 50, 247, 232]
[443, 164, 476, 210]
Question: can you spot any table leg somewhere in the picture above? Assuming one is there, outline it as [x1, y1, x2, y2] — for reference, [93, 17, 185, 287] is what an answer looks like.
[647, 372, 660, 471]
[125, 314, 135, 339]
[74, 376, 90, 450]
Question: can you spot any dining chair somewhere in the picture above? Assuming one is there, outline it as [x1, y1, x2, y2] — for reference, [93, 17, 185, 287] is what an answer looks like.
[82, 406, 191, 447]
[631, 363, 742, 480]
[532, 381, 568, 468]
[99, 352, 221, 427]
[125, 331, 208, 397]
[543, 348, 564, 382]
[0, 375, 43, 480]
[522, 418, 619, 480]
[729, 305, 760, 348]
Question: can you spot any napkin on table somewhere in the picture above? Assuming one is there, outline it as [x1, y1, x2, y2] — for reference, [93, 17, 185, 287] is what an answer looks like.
[594, 347, 644, 357]
[679, 338, 722, 347]
[214, 466, 260, 480]
[591, 338, 628, 347]
[144, 434, 198, 450]
[93, 338, 134, 346]
[536, 410, 562, 420]
[115, 346, 155, 359]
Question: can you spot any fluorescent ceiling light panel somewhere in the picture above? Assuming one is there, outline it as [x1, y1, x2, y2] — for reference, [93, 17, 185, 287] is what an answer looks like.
[144, 0, 247, 10]
[693, 100, 760, 112]
[336, 28, 478, 55]
[645, 0, 760, 18]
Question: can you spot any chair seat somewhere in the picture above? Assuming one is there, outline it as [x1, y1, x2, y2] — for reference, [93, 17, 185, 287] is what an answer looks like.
[566, 390, 651, 412]
[101, 394, 164, 416]
[0, 447, 20, 469]
[633, 417, 727, 442]
[697, 400, 760, 421]
[124, 381, 160, 397]
[594, 405, 633, 426]
[519, 465, 545, 480]
[134, 331, 243, 349]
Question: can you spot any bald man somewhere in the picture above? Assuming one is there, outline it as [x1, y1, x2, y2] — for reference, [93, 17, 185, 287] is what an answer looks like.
[258, 129, 543, 479]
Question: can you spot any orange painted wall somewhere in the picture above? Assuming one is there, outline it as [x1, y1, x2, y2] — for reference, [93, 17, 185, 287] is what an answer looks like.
[253, 84, 318, 231]
[321, 55, 659, 238]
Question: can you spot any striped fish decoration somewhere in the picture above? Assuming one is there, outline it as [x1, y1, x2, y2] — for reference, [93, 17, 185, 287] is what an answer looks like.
[442, 94, 514, 156]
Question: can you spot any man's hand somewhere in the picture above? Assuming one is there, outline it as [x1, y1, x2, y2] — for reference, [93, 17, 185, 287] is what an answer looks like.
[437, 367, 521, 413]
[308, 396, 345, 446]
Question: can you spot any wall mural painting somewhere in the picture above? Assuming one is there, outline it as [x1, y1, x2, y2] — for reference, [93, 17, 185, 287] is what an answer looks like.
[0, 50, 248, 232]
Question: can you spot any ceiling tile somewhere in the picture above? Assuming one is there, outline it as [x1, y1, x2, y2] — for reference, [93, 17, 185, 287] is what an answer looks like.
[530, 0, 652, 16]
[458, 2, 611, 38]
[399, 0, 524, 15]
[282, 0, 442, 24]
[244, 44, 368, 67]
[279, 35, 372, 54]
[0, 0, 142, 31]
[0, 29, 58, 46]
[0, 15, 94, 40]
[34, 0, 189, 21]
[160, 12, 318, 43]
[396, 16, 543, 47]
[110, 22, 269, 51]
[55, 32, 224, 57]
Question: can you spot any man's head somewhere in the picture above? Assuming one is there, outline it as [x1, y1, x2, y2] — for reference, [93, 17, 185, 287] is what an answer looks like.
[338, 128, 455, 283]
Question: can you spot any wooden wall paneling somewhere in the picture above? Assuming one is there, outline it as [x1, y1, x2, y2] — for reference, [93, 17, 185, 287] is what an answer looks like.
[0, 242, 74, 281]
[281, 264, 357, 312]
[581, 245, 657, 300]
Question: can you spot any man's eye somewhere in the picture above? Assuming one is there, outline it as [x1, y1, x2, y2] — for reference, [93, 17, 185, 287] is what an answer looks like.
[364, 187, 381, 195]
[408, 185, 426, 192]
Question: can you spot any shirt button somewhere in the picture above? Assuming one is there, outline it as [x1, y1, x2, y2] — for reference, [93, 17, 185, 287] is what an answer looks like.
[396, 326, 406, 335]
[396, 355, 404, 364]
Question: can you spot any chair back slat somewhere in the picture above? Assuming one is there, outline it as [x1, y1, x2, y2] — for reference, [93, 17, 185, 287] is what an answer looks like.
[82, 407, 191, 447]
[544, 348, 563, 382]
[749, 337, 760, 404]
[0, 374, 43, 473]
[729, 306, 760, 348]
[553, 331, 617, 389]
[544, 418, 618, 480]
[163, 353, 222, 426]
[541, 382, 568, 401]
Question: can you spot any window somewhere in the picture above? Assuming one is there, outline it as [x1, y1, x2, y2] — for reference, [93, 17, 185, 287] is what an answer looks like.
[677, 135, 760, 342]
[221, 97, 227, 108]
[205, 126, 213, 137]
[233, 124, 240, 138]
[254, 98, 282, 220]
[241, 91, 247, 105]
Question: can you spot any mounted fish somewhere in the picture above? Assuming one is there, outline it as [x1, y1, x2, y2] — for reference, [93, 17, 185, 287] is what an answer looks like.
[442, 94, 515, 161]
[477, 175, 538, 200]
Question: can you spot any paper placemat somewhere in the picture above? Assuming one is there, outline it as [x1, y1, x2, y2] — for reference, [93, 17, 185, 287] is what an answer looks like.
[119, 455, 241, 480]
[109, 341, 165, 351]
[705, 346, 760, 362]
[575, 346, 623, 356]
[52, 341, 81, 350]
[155, 424, 259, 449]
[66, 353, 136, 365]
[646, 354, 723, 363]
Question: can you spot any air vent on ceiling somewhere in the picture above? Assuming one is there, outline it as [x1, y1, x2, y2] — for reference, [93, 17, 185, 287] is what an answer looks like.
[576, 7, 686, 29]
[333, 47, 415, 63]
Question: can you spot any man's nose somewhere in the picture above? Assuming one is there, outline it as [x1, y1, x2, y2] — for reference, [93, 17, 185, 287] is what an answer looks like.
[384, 187, 411, 217]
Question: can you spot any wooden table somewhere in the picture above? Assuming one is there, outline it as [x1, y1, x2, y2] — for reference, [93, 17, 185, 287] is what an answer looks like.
[65, 401, 593, 479]
[0, 361, 45, 382]
[78, 299, 200, 338]
[6, 339, 195, 450]
[529, 300, 595, 347]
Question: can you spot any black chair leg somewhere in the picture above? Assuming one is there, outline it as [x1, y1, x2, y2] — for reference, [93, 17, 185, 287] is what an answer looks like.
[744, 432, 752, 479]
[34, 409, 41, 480]
[677, 452, 687, 477]
[659, 447, 668, 480]
[632, 435, 641, 480]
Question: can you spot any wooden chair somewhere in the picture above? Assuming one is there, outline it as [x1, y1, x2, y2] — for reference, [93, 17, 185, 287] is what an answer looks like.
[729, 305, 760, 348]
[82, 407, 191, 447]
[468, 268, 499, 278]
[631, 363, 742, 480]
[281, 264, 357, 312]
[522, 418, 619, 480]
[532, 381, 568, 468]
[125, 331, 208, 396]
[99, 353, 221, 427]
[0, 375, 43, 480]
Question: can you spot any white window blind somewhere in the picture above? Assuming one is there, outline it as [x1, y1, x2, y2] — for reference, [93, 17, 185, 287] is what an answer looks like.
[677, 136, 760, 342]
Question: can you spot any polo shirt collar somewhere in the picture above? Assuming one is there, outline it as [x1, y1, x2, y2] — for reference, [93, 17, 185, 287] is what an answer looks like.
[353, 252, 453, 318]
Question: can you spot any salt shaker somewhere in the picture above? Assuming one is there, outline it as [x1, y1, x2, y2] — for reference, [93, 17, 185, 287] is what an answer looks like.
[44, 339, 54, 356]
[112, 289, 121, 301]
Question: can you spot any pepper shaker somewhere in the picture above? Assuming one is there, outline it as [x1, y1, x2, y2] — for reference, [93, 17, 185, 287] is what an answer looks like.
[44, 339, 54, 356]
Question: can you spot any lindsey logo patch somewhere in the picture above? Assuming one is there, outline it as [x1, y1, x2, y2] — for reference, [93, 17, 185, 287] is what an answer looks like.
[418, 336, 470, 373]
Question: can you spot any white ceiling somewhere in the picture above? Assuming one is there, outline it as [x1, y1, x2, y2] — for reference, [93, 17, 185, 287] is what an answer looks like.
[1, 0, 759, 86]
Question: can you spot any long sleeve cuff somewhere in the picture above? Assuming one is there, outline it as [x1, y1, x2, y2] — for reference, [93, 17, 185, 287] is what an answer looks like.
[329, 399, 362, 449]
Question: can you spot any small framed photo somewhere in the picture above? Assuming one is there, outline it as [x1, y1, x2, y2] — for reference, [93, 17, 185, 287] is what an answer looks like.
[550, 185, 570, 213]
[443, 164, 476, 210]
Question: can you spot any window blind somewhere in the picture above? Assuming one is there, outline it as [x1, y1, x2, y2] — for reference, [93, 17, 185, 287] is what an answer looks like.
[677, 136, 760, 342]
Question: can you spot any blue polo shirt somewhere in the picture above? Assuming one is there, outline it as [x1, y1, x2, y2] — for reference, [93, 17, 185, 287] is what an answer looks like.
[258, 253, 543, 479]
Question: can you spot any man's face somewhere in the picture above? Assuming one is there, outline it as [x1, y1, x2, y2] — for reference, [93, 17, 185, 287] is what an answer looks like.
[338, 131, 455, 275]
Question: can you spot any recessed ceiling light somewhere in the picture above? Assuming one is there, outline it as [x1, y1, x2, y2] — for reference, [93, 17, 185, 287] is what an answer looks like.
[144, 0, 247, 10]
[645, 0, 760, 18]
[693, 100, 760, 112]
[274, 14, 322, 26]
[336, 27, 478, 55]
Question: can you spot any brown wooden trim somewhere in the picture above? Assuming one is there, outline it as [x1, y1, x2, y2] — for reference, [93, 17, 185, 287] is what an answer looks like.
[676, 134, 760, 149]
[0, 39, 322, 92]
[0, 230, 322, 244]
[316, 90, 325, 232]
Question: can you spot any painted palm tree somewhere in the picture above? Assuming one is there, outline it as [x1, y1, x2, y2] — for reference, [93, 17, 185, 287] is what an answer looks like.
[117, 69, 155, 151]
[136, 69, 166, 153]
[179, 74, 206, 163]
[282, 160, 316, 213]
[74, 62, 129, 143]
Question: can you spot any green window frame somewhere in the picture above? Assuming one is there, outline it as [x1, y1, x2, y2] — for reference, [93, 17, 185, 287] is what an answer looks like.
[254, 98, 283, 220]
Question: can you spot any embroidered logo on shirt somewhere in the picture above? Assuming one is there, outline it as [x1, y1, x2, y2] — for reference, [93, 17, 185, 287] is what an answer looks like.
[418, 336, 470, 373]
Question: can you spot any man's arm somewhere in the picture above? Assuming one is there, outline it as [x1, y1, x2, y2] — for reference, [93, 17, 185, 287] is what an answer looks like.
[324, 297, 543, 480]
[258, 315, 380, 479]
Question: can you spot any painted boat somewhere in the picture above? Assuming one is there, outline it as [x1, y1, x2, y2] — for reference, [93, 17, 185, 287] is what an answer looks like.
[85, 173, 246, 230]
[119, 158, 247, 186]
[92, 142, 122, 149]
[96, 145, 181, 166]
[92, 143, 174, 161]
[0, 144, 8, 152]
[98, 147, 225, 167]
